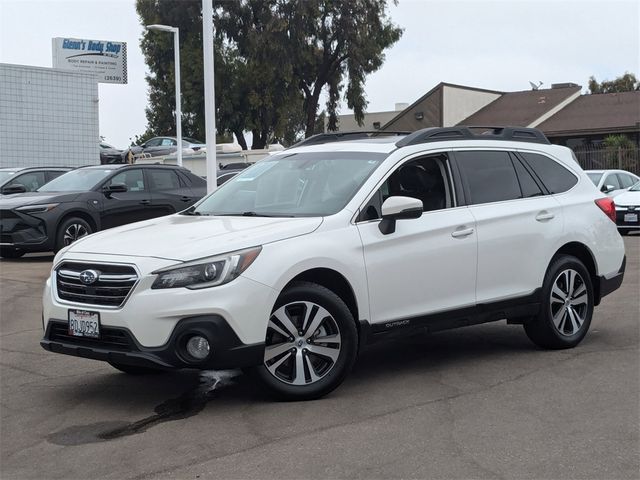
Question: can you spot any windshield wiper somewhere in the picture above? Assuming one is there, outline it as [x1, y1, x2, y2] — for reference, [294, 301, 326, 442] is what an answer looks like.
[181, 206, 203, 216]
[214, 211, 295, 217]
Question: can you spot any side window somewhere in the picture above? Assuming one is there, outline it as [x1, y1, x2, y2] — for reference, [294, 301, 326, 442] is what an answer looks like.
[360, 154, 451, 221]
[13, 172, 46, 192]
[456, 151, 521, 204]
[149, 169, 182, 191]
[521, 152, 578, 194]
[47, 170, 66, 182]
[603, 174, 622, 190]
[512, 157, 543, 198]
[618, 174, 636, 189]
[161, 138, 175, 146]
[145, 138, 161, 147]
[107, 169, 145, 192]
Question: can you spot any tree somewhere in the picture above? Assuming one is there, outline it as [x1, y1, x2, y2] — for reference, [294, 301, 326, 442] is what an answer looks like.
[281, 0, 403, 137]
[588, 72, 640, 94]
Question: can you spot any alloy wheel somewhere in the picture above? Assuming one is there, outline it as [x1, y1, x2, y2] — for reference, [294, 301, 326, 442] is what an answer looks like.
[264, 301, 342, 386]
[549, 269, 589, 336]
[63, 223, 89, 246]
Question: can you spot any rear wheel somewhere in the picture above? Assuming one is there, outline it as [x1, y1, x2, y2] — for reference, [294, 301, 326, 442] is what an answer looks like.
[524, 255, 594, 349]
[0, 247, 24, 259]
[55, 217, 92, 252]
[251, 281, 358, 400]
[109, 362, 166, 375]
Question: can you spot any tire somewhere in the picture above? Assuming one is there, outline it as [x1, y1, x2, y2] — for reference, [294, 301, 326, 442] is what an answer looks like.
[250, 281, 358, 401]
[0, 247, 24, 259]
[524, 255, 594, 349]
[55, 217, 92, 252]
[109, 362, 166, 375]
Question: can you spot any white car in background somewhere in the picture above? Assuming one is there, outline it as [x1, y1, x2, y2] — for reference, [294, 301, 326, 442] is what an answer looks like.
[586, 169, 639, 197]
[614, 181, 640, 234]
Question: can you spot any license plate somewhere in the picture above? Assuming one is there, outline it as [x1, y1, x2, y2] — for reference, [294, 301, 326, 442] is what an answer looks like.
[68, 309, 100, 338]
[624, 213, 638, 223]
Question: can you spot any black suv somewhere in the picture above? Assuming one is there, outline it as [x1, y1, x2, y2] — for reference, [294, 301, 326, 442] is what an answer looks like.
[0, 167, 73, 195]
[0, 164, 207, 258]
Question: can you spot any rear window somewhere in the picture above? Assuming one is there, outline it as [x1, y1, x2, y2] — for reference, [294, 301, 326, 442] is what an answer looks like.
[521, 153, 578, 194]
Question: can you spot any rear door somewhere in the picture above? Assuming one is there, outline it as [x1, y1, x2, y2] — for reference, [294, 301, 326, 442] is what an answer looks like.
[147, 168, 194, 216]
[453, 150, 564, 304]
[99, 168, 154, 229]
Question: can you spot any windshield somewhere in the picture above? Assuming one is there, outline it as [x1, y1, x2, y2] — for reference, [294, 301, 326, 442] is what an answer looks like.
[38, 168, 114, 192]
[587, 172, 603, 185]
[630, 181, 640, 192]
[192, 151, 387, 217]
[0, 171, 18, 185]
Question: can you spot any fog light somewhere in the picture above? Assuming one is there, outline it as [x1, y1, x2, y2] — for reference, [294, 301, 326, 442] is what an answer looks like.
[186, 335, 210, 360]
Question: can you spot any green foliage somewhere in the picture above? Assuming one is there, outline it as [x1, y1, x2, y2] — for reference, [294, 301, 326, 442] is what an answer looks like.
[135, 0, 401, 148]
[603, 134, 634, 149]
[588, 72, 640, 94]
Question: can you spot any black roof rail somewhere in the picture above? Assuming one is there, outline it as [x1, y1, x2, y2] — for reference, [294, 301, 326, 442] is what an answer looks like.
[291, 130, 411, 148]
[395, 126, 550, 148]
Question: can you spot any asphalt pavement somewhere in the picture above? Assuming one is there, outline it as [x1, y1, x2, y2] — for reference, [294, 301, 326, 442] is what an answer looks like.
[1, 237, 638, 479]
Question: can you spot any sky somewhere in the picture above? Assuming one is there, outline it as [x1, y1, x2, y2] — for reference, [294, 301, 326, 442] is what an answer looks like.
[1, 0, 639, 148]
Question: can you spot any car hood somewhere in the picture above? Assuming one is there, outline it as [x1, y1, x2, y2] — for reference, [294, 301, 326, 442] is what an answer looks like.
[0, 191, 82, 209]
[614, 191, 640, 207]
[68, 214, 323, 262]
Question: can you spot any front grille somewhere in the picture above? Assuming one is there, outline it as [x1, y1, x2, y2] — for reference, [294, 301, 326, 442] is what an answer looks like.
[55, 262, 138, 308]
[47, 321, 135, 351]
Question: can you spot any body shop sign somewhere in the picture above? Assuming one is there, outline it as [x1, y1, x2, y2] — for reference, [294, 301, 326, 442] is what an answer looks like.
[52, 37, 127, 84]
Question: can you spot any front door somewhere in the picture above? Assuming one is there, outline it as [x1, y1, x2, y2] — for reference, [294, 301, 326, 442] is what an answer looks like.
[357, 154, 477, 325]
[99, 168, 153, 229]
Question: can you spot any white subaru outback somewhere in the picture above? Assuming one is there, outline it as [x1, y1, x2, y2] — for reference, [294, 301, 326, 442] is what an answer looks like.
[41, 127, 626, 400]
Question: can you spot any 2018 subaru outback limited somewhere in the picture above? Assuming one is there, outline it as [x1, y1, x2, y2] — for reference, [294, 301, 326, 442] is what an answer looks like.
[40, 127, 626, 400]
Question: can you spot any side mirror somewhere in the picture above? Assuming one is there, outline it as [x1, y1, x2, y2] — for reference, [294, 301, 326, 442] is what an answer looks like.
[378, 196, 423, 235]
[602, 184, 616, 193]
[1, 183, 27, 195]
[102, 183, 128, 198]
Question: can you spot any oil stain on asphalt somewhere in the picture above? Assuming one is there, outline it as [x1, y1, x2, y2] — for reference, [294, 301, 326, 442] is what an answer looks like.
[47, 370, 240, 446]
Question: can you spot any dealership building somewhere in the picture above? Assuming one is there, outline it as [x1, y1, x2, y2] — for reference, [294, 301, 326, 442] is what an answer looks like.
[0, 63, 99, 168]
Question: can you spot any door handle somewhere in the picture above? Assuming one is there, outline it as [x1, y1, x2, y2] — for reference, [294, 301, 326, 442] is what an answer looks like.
[180, 196, 192, 202]
[139, 199, 151, 205]
[535, 211, 555, 221]
[451, 227, 474, 238]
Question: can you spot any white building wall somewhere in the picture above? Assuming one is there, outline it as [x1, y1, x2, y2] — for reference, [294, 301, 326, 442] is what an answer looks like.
[442, 85, 501, 127]
[0, 63, 99, 167]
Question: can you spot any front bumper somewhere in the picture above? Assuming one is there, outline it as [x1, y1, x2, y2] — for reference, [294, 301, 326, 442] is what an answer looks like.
[40, 315, 264, 370]
[0, 209, 51, 251]
[42, 252, 279, 369]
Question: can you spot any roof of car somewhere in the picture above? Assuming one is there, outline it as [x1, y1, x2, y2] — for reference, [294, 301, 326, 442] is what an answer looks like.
[0, 166, 73, 172]
[81, 164, 186, 170]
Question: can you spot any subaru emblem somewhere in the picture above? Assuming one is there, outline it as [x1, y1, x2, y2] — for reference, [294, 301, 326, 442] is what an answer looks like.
[79, 269, 99, 285]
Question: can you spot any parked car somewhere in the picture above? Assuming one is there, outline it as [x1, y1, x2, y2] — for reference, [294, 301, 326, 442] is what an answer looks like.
[586, 169, 639, 197]
[0, 164, 206, 258]
[99, 142, 126, 164]
[0, 166, 73, 195]
[126, 137, 206, 159]
[40, 127, 625, 400]
[216, 164, 249, 186]
[614, 181, 640, 234]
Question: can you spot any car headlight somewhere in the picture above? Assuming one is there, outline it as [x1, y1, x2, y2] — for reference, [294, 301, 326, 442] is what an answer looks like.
[151, 246, 262, 290]
[15, 203, 59, 214]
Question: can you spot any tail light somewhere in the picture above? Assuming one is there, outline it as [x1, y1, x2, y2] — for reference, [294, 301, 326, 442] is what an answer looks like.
[595, 197, 616, 223]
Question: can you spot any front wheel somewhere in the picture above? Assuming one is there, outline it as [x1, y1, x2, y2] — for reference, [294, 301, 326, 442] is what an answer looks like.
[55, 217, 92, 252]
[250, 281, 358, 401]
[524, 255, 594, 349]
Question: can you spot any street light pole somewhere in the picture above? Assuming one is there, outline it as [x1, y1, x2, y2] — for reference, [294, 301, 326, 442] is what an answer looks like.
[202, 0, 217, 192]
[147, 24, 182, 167]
